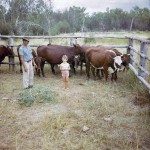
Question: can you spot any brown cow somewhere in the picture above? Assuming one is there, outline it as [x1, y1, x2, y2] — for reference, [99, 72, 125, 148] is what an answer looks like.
[85, 48, 123, 81]
[0, 46, 14, 64]
[96, 45, 130, 77]
[37, 44, 83, 77]
[75, 44, 130, 77]
[96, 45, 130, 68]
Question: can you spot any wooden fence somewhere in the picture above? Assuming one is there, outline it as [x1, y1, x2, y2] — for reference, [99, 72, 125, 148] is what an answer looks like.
[0, 35, 150, 93]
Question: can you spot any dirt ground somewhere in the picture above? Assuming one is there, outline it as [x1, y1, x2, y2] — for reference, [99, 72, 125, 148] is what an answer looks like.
[0, 65, 150, 150]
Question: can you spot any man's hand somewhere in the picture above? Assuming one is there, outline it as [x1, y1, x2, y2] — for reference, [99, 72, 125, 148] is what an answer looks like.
[24, 66, 28, 72]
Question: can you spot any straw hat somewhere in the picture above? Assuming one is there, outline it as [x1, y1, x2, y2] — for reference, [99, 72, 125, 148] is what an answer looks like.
[22, 38, 29, 42]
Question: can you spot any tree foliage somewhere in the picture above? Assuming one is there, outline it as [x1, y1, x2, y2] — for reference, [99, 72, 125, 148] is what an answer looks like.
[0, 0, 149, 35]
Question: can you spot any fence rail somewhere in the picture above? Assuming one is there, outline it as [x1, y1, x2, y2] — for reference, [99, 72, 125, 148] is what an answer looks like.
[0, 35, 150, 93]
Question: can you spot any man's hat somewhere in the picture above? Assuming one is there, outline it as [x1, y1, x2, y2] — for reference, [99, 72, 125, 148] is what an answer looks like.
[22, 38, 29, 42]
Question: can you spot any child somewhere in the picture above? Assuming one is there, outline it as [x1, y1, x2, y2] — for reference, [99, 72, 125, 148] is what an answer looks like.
[59, 55, 70, 89]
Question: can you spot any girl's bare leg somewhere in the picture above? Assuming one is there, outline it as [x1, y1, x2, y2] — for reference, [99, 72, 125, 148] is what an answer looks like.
[64, 76, 69, 89]
[62, 77, 66, 89]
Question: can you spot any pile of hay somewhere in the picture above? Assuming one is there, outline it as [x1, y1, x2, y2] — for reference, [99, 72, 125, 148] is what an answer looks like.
[18, 85, 55, 106]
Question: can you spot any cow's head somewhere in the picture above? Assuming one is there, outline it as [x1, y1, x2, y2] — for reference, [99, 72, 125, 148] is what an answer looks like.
[120, 54, 130, 70]
[34, 56, 43, 76]
[114, 56, 122, 70]
[73, 44, 85, 54]
[3, 46, 14, 57]
[32, 49, 37, 58]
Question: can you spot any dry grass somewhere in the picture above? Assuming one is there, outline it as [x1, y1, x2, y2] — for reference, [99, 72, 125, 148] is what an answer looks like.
[0, 65, 150, 150]
[0, 31, 150, 150]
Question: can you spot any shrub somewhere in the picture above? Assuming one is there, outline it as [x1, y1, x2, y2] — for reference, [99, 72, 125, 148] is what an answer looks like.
[0, 23, 11, 35]
[18, 85, 55, 106]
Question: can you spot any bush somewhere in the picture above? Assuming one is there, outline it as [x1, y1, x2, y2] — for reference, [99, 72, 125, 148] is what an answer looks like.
[18, 85, 55, 106]
[51, 21, 70, 35]
[0, 23, 11, 35]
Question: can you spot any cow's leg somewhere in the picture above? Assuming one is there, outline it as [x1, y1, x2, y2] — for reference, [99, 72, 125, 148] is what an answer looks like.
[41, 61, 45, 77]
[114, 71, 117, 81]
[51, 64, 55, 74]
[35, 68, 38, 75]
[72, 62, 76, 74]
[101, 69, 104, 78]
[37, 68, 41, 77]
[103, 68, 108, 81]
[111, 71, 117, 81]
[96, 69, 102, 80]
[111, 73, 114, 81]
[80, 61, 83, 74]
[91, 66, 96, 80]
[86, 61, 90, 79]
[20, 63, 22, 73]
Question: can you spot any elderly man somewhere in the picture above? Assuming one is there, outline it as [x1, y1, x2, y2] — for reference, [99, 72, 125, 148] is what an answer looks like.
[19, 38, 36, 89]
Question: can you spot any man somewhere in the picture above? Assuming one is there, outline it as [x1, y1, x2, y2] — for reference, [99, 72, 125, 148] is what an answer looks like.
[19, 38, 36, 89]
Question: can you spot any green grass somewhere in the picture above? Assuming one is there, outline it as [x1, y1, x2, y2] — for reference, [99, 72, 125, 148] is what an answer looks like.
[18, 85, 55, 107]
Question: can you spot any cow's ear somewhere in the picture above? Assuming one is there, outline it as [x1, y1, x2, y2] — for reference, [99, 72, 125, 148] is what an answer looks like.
[120, 55, 125, 59]
[73, 44, 77, 47]
[73, 44, 80, 48]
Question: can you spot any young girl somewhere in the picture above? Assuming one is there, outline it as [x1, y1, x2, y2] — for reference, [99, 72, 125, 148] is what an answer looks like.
[59, 55, 70, 89]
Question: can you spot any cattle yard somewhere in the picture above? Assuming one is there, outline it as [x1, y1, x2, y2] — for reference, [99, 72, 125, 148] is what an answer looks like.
[0, 32, 150, 149]
[0, 32, 150, 92]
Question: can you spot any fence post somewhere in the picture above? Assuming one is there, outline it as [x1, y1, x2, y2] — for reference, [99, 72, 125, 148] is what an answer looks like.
[127, 38, 134, 65]
[138, 41, 148, 78]
[48, 38, 51, 45]
[75, 38, 77, 44]
[8, 37, 15, 71]
[70, 37, 73, 46]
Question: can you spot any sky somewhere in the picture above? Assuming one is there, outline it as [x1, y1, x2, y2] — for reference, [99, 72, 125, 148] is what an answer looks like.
[53, 0, 150, 14]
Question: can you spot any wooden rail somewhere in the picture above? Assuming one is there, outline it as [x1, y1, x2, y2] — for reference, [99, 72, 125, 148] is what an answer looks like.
[0, 35, 150, 93]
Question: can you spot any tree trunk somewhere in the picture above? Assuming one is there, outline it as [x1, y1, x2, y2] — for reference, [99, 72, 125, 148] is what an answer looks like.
[130, 17, 134, 32]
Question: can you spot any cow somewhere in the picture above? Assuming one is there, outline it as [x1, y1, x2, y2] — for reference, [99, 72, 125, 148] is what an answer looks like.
[85, 48, 123, 81]
[96, 45, 130, 78]
[48, 44, 80, 74]
[74, 44, 130, 77]
[37, 44, 83, 77]
[0, 46, 14, 64]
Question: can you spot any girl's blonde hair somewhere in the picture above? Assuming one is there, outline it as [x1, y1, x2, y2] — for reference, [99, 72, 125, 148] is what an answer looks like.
[62, 55, 68, 61]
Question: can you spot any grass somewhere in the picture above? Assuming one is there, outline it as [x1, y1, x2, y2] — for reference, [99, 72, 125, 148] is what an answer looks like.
[18, 85, 55, 107]
[0, 67, 150, 150]
[0, 31, 150, 150]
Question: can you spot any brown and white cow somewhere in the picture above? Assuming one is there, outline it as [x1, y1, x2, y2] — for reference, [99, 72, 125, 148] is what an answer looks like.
[85, 48, 123, 81]
[74, 44, 130, 77]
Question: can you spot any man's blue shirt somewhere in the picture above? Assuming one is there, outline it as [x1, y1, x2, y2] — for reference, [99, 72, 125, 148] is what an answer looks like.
[19, 45, 33, 62]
